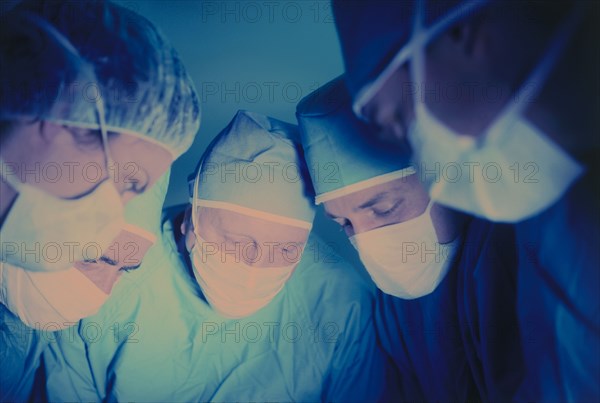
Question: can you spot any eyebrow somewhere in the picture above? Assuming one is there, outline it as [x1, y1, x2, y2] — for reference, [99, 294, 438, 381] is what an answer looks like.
[98, 255, 141, 272]
[356, 192, 390, 211]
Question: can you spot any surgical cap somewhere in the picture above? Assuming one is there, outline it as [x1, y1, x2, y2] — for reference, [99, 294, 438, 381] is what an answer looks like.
[3, 0, 200, 158]
[332, 0, 485, 114]
[192, 110, 315, 230]
[297, 77, 414, 204]
[0, 11, 96, 129]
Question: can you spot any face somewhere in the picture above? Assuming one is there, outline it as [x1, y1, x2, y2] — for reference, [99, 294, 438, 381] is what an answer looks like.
[324, 175, 459, 243]
[75, 228, 154, 294]
[361, 20, 516, 143]
[324, 175, 428, 236]
[184, 207, 310, 268]
[0, 121, 172, 204]
[107, 132, 173, 205]
[362, 65, 415, 144]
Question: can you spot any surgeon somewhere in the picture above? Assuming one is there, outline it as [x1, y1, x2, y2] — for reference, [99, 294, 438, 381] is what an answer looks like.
[333, 1, 599, 401]
[298, 77, 524, 401]
[42, 110, 395, 402]
[0, 1, 200, 401]
[1, 0, 200, 272]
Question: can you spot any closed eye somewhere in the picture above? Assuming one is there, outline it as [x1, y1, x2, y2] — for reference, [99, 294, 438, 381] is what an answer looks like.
[372, 201, 402, 217]
[99, 256, 118, 266]
[119, 264, 141, 272]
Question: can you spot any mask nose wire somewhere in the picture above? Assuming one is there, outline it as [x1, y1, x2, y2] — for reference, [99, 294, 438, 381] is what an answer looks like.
[485, 3, 586, 146]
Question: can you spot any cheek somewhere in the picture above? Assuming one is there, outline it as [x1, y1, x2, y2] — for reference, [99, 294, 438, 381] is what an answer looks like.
[111, 138, 172, 186]
[348, 214, 382, 235]
[430, 205, 459, 244]
[75, 263, 123, 294]
[38, 143, 107, 198]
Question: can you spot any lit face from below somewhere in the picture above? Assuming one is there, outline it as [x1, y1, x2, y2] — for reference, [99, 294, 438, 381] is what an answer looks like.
[75, 228, 155, 294]
[0, 122, 173, 205]
[323, 174, 458, 243]
[184, 206, 310, 268]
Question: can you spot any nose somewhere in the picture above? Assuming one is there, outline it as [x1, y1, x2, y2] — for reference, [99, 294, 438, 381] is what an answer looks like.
[379, 120, 407, 144]
[76, 261, 123, 295]
[94, 267, 122, 294]
[349, 219, 373, 236]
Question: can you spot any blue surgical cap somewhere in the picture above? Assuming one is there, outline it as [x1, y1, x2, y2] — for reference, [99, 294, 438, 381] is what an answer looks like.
[4, 0, 201, 158]
[332, 0, 485, 115]
[0, 11, 97, 129]
[297, 77, 415, 204]
[192, 110, 315, 230]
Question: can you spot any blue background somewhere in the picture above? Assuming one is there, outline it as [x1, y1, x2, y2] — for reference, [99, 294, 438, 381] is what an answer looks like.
[116, 0, 367, 273]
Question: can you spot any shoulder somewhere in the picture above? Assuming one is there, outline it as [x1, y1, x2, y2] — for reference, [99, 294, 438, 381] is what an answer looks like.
[285, 233, 375, 327]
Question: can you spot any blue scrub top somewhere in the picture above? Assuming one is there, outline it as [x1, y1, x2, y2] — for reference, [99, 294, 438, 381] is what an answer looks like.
[376, 218, 525, 402]
[0, 303, 48, 403]
[456, 219, 524, 401]
[42, 216, 396, 402]
[513, 169, 600, 401]
[375, 254, 479, 402]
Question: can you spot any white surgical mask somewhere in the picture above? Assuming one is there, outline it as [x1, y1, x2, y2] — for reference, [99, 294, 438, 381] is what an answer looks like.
[0, 261, 109, 329]
[0, 98, 125, 272]
[189, 234, 296, 319]
[187, 162, 300, 318]
[407, 1, 585, 222]
[350, 201, 459, 299]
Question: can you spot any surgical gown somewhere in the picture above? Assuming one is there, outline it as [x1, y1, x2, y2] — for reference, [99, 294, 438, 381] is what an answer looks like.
[513, 167, 600, 401]
[43, 215, 395, 402]
[0, 302, 47, 402]
[375, 218, 524, 402]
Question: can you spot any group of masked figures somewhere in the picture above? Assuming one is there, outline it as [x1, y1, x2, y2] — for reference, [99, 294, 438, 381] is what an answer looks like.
[1, 1, 598, 402]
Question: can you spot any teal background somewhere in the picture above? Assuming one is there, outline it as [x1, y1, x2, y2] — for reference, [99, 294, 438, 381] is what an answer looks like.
[115, 0, 367, 274]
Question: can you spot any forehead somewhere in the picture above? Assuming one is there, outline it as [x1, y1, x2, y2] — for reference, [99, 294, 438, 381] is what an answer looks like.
[324, 174, 424, 215]
[105, 229, 155, 253]
[196, 207, 309, 242]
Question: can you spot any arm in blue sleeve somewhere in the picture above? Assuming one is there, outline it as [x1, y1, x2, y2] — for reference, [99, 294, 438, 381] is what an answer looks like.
[323, 299, 400, 402]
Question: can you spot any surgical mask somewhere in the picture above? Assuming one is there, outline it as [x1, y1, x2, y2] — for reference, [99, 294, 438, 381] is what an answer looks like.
[407, 1, 585, 222]
[189, 234, 296, 319]
[187, 160, 300, 318]
[0, 261, 109, 329]
[349, 201, 459, 299]
[0, 98, 125, 272]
